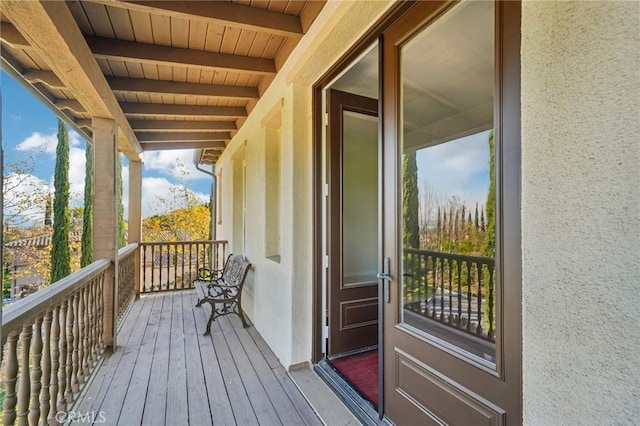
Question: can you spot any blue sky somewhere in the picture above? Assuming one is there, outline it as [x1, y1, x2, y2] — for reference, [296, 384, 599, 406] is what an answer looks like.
[415, 130, 491, 225]
[2, 70, 212, 225]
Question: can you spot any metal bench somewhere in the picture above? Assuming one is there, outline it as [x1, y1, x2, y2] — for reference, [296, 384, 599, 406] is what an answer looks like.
[194, 254, 252, 335]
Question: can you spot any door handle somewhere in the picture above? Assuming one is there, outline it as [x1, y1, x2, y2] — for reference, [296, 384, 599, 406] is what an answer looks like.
[377, 257, 391, 303]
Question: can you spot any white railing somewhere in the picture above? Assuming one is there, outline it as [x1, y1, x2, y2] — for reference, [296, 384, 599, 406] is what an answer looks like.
[1, 260, 109, 425]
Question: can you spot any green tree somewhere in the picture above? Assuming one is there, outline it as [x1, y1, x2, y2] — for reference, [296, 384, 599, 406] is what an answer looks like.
[81, 142, 94, 267]
[50, 118, 71, 283]
[483, 131, 495, 258]
[117, 153, 126, 248]
[402, 152, 419, 248]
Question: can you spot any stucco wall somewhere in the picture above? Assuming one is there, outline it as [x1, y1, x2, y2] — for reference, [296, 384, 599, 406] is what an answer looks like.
[521, 1, 640, 424]
[215, 1, 394, 368]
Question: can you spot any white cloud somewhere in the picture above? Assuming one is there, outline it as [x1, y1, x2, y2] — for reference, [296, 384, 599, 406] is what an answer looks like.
[143, 150, 208, 181]
[141, 177, 208, 218]
[3, 173, 50, 225]
[16, 132, 57, 154]
[416, 130, 491, 211]
[16, 129, 84, 155]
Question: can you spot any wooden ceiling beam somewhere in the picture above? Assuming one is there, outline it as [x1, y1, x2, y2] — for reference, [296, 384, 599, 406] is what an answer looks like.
[106, 76, 257, 100]
[136, 132, 231, 142]
[0, 21, 31, 48]
[85, 0, 303, 39]
[24, 70, 65, 88]
[141, 141, 227, 151]
[55, 99, 86, 114]
[130, 120, 237, 132]
[1, 1, 142, 159]
[121, 102, 247, 118]
[87, 36, 276, 76]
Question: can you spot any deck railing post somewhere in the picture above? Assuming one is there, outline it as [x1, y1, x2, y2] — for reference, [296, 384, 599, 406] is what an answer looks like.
[92, 117, 118, 350]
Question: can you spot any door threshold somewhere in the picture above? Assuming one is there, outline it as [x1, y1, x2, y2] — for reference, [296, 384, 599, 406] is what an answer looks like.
[315, 360, 390, 426]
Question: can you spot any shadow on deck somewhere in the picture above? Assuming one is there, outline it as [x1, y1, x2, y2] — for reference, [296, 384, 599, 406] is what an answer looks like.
[74, 291, 322, 425]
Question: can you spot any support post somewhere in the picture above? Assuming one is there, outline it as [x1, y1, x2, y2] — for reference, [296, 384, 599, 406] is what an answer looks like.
[128, 160, 142, 297]
[92, 117, 118, 350]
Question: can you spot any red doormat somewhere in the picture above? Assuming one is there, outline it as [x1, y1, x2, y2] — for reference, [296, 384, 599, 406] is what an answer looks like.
[329, 350, 378, 407]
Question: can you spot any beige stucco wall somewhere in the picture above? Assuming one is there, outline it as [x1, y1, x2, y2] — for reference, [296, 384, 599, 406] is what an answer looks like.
[521, 1, 640, 424]
[215, 0, 394, 368]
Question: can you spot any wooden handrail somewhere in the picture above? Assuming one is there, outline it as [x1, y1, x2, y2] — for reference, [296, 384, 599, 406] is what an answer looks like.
[2, 259, 110, 341]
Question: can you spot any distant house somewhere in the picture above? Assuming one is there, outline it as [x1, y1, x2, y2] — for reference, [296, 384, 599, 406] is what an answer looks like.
[4, 230, 82, 297]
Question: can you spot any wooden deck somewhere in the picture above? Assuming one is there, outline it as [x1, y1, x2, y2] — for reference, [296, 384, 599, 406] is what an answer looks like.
[75, 291, 322, 425]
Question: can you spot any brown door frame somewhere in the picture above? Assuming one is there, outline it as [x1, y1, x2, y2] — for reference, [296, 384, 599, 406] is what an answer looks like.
[312, 2, 414, 365]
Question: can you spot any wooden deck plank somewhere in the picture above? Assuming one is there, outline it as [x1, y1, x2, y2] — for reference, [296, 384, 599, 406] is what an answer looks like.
[75, 291, 324, 425]
[141, 294, 173, 426]
[98, 295, 156, 422]
[190, 291, 237, 425]
[208, 314, 260, 425]
[247, 326, 282, 369]
[218, 316, 282, 425]
[272, 367, 323, 426]
[229, 316, 307, 425]
[117, 294, 164, 424]
[181, 291, 214, 424]
[164, 292, 189, 425]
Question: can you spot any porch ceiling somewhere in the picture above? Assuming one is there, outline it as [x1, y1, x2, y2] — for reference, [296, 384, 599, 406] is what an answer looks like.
[0, 0, 325, 164]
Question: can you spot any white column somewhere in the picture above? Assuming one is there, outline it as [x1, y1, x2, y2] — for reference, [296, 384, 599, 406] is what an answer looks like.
[128, 160, 142, 296]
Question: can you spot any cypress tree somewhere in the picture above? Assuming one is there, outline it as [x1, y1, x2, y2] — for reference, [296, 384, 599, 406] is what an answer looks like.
[117, 154, 126, 248]
[50, 118, 71, 283]
[81, 142, 94, 267]
[474, 202, 479, 230]
[483, 131, 496, 258]
[402, 152, 419, 249]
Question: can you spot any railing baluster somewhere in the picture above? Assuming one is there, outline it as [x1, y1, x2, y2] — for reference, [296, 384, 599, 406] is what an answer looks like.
[142, 243, 147, 292]
[17, 324, 32, 425]
[83, 286, 90, 377]
[41, 311, 52, 425]
[457, 260, 462, 326]
[3, 331, 19, 425]
[476, 263, 484, 336]
[30, 318, 44, 425]
[49, 306, 60, 423]
[487, 266, 495, 340]
[467, 261, 473, 332]
[65, 297, 74, 402]
[57, 301, 68, 412]
[430, 256, 437, 318]
[77, 289, 85, 386]
[447, 258, 453, 324]
[439, 256, 445, 321]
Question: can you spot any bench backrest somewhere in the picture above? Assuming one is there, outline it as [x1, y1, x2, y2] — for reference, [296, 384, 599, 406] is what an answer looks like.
[221, 254, 251, 287]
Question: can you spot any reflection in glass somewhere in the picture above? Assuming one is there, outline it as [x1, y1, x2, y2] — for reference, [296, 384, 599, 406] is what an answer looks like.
[343, 111, 378, 287]
[399, 0, 496, 364]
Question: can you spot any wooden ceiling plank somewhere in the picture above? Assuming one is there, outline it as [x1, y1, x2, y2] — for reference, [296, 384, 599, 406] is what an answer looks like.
[106, 76, 258, 99]
[23, 70, 65, 88]
[141, 141, 226, 151]
[129, 9, 153, 44]
[81, 2, 116, 38]
[136, 131, 231, 142]
[86, 1, 303, 39]
[170, 15, 190, 49]
[87, 36, 277, 75]
[130, 120, 237, 132]
[2, 1, 142, 158]
[121, 102, 247, 117]
[106, 6, 135, 40]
